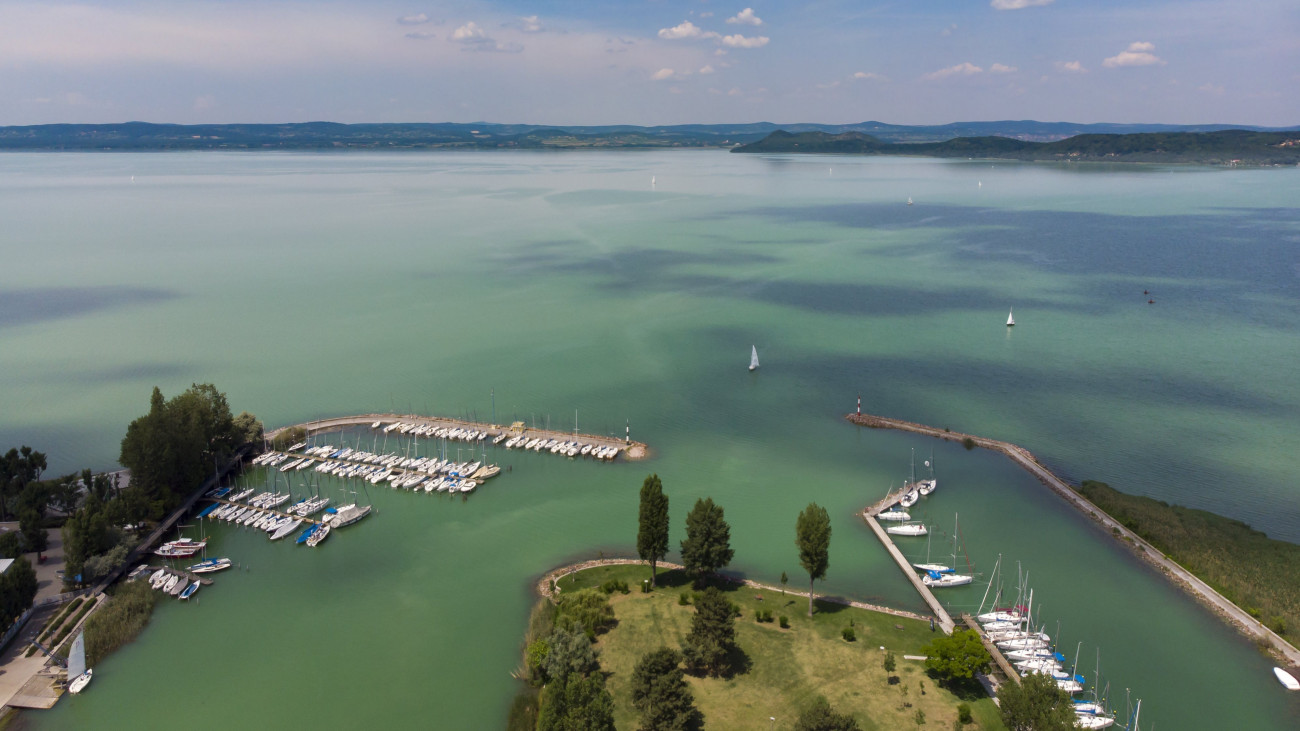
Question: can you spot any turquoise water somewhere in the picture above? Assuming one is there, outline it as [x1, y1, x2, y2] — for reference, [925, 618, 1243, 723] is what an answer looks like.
[2, 151, 1298, 729]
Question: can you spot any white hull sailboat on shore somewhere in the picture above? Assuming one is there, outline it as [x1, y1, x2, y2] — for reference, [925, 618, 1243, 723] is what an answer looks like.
[66, 631, 92, 693]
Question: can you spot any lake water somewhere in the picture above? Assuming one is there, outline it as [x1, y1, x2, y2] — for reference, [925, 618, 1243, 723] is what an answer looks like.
[3, 151, 1298, 729]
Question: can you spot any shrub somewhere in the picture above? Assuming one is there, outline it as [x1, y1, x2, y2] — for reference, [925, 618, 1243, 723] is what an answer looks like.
[599, 579, 630, 595]
[678, 592, 691, 606]
[40, 597, 84, 641]
[779, 615, 789, 628]
[842, 627, 857, 642]
[84, 583, 155, 666]
[554, 588, 615, 640]
[914, 709, 926, 726]
[956, 703, 972, 724]
[755, 608, 774, 623]
[961, 437, 976, 450]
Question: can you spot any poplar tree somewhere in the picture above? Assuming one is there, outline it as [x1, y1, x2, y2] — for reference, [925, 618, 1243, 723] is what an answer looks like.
[796, 502, 831, 616]
[637, 474, 670, 587]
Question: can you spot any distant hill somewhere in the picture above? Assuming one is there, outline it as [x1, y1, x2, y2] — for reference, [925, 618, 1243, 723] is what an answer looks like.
[0, 120, 1296, 151]
[731, 129, 1300, 165]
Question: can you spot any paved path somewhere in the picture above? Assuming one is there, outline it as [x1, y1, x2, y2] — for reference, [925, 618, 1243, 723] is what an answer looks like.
[0, 604, 60, 709]
[846, 411, 1300, 666]
[538, 558, 930, 623]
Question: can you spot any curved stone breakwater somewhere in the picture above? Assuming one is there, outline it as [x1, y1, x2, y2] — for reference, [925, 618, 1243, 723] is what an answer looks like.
[266, 413, 650, 461]
[845, 411, 1300, 666]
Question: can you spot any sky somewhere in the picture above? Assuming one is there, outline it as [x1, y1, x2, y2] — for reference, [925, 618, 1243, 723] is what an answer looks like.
[1, 0, 1296, 126]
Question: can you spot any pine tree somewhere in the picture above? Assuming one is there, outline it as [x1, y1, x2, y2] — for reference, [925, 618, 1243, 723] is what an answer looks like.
[681, 587, 737, 677]
[631, 648, 698, 731]
[637, 474, 670, 587]
[795, 502, 831, 616]
[680, 498, 734, 584]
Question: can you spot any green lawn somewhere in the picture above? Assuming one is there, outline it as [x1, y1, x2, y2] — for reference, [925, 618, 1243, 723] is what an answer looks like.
[554, 564, 1005, 731]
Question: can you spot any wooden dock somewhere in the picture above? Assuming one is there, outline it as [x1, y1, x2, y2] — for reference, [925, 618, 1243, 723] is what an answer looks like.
[859, 492, 956, 634]
[962, 613, 1021, 685]
[207, 498, 328, 526]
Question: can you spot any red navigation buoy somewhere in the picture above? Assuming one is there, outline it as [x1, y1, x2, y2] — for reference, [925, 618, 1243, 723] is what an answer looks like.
[1148, 299, 1155, 304]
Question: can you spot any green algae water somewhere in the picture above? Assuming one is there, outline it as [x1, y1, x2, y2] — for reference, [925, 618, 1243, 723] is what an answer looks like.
[2, 151, 1298, 729]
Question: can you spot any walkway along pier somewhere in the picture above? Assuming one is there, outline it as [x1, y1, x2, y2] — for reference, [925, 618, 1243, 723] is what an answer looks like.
[859, 496, 956, 635]
[846, 410, 1300, 667]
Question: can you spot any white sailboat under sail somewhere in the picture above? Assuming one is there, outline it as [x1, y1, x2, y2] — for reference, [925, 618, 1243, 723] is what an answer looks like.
[1006, 308, 1016, 327]
[749, 345, 759, 372]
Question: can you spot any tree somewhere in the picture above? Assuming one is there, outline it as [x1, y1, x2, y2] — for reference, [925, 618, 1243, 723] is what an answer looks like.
[796, 502, 831, 616]
[0, 556, 38, 629]
[637, 474, 670, 588]
[0, 531, 20, 559]
[18, 508, 46, 553]
[793, 697, 861, 731]
[631, 648, 698, 731]
[539, 671, 616, 731]
[232, 411, 264, 446]
[119, 384, 244, 518]
[680, 498, 733, 584]
[62, 493, 113, 588]
[921, 630, 991, 684]
[780, 571, 788, 594]
[681, 587, 737, 677]
[542, 625, 600, 685]
[998, 671, 1077, 731]
[555, 588, 616, 640]
[0, 446, 47, 521]
[882, 651, 897, 676]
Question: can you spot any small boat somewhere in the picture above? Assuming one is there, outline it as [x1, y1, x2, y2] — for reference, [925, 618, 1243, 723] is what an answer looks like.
[67, 632, 91, 693]
[306, 523, 331, 547]
[162, 574, 179, 593]
[923, 570, 973, 588]
[876, 508, 911, 522]
[188, 557, 232, 573]
[167, 575, 188, 596]
[296, 524, 320, 545]
[1006, 308, 1015, 327]
[179, 581, 199, 600]
[907, 196, 913, 206]
[886, 523, 927, 537]
[1275, 667, 1300, 690]
[332, 504, 372, 527]
[749, 345, 760, 372]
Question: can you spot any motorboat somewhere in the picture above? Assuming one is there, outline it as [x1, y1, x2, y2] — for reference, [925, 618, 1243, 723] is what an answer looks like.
[923, 570, 973, 588]
[179, 581, 199, 600]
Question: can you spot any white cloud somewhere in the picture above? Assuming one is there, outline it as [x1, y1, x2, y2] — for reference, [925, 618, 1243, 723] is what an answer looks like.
[518, 15, 542, 33]
[727, 87, 742, 96]
[853, 71, 886, 81]
[1056, 60, 1086, 73]
[923, 62, 983, 81]
[397, 14, 429, 26]
[449, 21, 521, 52]
[941, 24, 957, 37]
[698, 64, 715, 74]
[658, 21, 703, 40]
[727, 8, 763, 26]
[651, 68, 675, 80]
[816, 80, 841, 90]
[1103, 41, 1164, 68]
[451, 22, 487, 42]
[990, 63, 1016, 73]
[721, 34, 769, 48]
[991, 0, 1054, 9]
[1198, 82, 1225, 94]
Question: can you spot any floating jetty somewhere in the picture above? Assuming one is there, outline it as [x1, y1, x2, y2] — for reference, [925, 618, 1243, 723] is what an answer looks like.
[846, 408, 1300, 667]
[265, 413, 650, 461]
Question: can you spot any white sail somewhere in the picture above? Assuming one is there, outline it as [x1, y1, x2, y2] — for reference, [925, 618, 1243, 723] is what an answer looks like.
[749, 345, 759, 371]
[1006, 308, 1015, 327]
[68, 632, 86, 680]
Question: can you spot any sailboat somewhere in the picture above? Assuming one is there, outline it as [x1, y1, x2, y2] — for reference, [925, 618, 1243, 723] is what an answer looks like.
[907, 196, 913, 206]
[922, 515, 974, 588]
[67, 631, 92, 693]
[898, 449, 920, 507]
[1006, 308, 1015, 327]
[912, 531, 953, 573]
[749, 345, 759, 372]
[917, 449, 938, 496]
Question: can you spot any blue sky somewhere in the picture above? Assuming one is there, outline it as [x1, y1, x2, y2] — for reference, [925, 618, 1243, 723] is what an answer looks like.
[2, 1, 1295, 126]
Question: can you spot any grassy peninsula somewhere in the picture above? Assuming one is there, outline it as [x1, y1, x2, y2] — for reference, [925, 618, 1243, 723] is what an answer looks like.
[516, 563, 1004, 730]
[1077, 480, 1299, 643]
[731, 129, 1300, 165]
